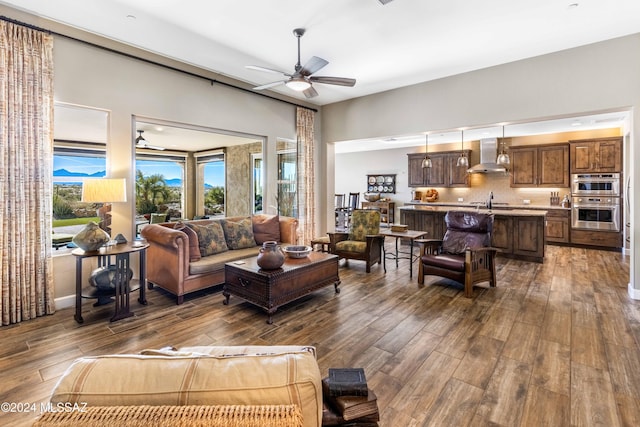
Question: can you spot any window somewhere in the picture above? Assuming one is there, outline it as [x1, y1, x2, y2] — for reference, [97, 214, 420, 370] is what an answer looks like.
[197, 151, 225, 217]
[252, 153, 263, 214]
[277, 139, 297, 217]
[52, 142, 106, 252]
[135, 154, 186, 220]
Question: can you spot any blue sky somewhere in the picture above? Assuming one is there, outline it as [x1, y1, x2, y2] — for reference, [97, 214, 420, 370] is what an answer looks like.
[53, 155, 106, 176]
[53, 155, 225, 186]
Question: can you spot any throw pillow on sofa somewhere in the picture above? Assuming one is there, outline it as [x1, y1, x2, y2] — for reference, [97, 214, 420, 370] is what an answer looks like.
[252, 214, 281, 244]
[174, 221, 201, 261]
[186, 222, 228, 256]
[220, 217, 256, 250]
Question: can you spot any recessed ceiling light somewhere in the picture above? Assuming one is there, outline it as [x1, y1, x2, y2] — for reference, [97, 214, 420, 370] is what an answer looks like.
[126, 14, 136, 20]
[568, 3, 579, 9]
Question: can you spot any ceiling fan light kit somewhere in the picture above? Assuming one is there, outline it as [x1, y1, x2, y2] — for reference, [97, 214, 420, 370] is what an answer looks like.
[285, 77, 311, 91]
[247, 27, 356, 98]
[135, 130, 165, 151]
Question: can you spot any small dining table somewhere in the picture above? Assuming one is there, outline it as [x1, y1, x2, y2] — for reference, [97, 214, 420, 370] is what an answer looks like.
[380, 229, 428, 278]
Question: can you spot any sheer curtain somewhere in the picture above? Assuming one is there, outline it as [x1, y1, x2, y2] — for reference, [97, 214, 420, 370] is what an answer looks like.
[296, 107, 315, 245]
[0, 20, 55, 325]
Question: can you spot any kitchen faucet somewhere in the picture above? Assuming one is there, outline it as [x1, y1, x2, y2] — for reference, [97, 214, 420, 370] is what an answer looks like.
[487, 191, 493, 210]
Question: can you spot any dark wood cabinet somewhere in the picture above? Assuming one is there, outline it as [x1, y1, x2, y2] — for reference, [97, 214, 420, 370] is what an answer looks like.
[510, 144, 569, 187]
[545, 209, 570, 243]
[491, 216, 513, 253]
[401, 208, 545, 262]
[408, 154, 427, 186]
[512, 216, 546, 261]
[570, 229, 623, 248]
[570, 137, 622, 173]
[425, 154, 446, 187]
[446, 152, 471, 187]
[408, 150, 470, 188]
[400, 209, 445, 240]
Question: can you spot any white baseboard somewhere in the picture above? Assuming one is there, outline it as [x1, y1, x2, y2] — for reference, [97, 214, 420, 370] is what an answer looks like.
[55, 294, 76, 310]
[628, 283, 640, 300]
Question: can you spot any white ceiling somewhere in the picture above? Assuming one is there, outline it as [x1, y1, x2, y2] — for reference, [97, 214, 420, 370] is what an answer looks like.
[336, 111, 629, 153]
[12, 0, 636, 151]
[4, 0, 640, 106]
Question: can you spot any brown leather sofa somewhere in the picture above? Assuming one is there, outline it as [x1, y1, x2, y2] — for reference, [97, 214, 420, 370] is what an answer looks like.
[141, 215, 298, 304]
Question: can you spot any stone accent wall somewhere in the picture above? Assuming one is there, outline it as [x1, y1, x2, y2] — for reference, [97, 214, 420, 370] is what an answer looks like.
[225, 142, 262, 217]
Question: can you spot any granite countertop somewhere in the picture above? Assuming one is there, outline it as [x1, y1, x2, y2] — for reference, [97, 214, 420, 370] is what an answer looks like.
[400, 204, 548, 216]
[405, 201, 570, 211]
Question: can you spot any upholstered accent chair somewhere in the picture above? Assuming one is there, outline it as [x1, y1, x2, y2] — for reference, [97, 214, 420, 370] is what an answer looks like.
[328, 209, 384, 273]
[417, 211, 498, 297]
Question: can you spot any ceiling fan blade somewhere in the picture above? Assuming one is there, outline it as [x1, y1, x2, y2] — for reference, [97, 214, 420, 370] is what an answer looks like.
[245, 65, 290, 76]
[137, 142, 165, 151]
[253, 81, 286, 90]
[303, 86, 319, 98]
[299, 56, 328, 76]
[309, 76, 356, 87]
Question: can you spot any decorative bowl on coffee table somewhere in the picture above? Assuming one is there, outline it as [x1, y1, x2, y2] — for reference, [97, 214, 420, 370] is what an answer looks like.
[283, 245, 312, 258]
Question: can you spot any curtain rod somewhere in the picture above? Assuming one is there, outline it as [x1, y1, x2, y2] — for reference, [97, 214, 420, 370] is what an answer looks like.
[0, 15, 318, 113]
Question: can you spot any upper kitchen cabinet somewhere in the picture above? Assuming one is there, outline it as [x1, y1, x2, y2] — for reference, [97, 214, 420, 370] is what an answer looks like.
[510, 143, 569, 187]
[407, 150, 470, 188]
[446, 151, 471, 187]
[570, 136, 622, 173]
[408, 153, 444, 186]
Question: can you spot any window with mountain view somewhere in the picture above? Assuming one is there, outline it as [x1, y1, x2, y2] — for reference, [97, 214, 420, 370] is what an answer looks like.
[135, 155, 185, 220]
[52, 142, 106, 250]
[197, 152, 225, 217]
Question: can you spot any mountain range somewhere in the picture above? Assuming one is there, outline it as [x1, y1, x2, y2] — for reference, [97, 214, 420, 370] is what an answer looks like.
[54, 170, 214, 188]
[53, 169, 105, 177]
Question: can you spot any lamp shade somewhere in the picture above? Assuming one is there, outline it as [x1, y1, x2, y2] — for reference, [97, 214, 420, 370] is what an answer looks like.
[81, 178, 127, 203]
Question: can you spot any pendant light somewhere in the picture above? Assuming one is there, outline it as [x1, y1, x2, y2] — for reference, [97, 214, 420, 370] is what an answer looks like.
[497, 126, 510, 165]
[421, 133, 432, 168]
[456, 130, 468, 167]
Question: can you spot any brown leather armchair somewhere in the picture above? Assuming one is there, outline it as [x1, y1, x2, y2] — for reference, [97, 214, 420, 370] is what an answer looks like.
[328, 209, 384, 273]
[416, 211, 497, 297]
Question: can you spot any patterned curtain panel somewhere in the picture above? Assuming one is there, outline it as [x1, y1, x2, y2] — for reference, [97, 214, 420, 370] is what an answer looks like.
[0, 21, 55, 325]
[296, 107, 315, 245]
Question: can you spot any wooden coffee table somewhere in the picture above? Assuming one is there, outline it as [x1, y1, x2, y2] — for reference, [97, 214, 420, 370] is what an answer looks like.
[223, 251, 340, 324]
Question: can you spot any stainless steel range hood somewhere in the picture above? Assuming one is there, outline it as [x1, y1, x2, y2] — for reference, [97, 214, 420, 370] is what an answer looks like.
[467, 138, 507, 173]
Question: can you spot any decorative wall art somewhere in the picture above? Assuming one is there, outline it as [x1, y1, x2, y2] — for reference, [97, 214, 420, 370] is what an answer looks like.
[367, 174, 396, 194]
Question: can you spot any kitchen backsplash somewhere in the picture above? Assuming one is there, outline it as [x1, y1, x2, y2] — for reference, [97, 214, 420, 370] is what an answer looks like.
[413, 172, 570, 206]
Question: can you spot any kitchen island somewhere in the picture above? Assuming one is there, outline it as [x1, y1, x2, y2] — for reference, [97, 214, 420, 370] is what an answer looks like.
[400, 205, 547, 262]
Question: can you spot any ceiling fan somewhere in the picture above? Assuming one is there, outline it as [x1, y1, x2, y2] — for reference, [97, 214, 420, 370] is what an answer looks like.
[246, 28, 356, 98]
[135, 130, 165, 151]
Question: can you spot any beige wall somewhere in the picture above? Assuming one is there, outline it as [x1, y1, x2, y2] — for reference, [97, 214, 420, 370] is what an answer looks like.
[0, 7, 312, 304]
[323, 33, 640, 295]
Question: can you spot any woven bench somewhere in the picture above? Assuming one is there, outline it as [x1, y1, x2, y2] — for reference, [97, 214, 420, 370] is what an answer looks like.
[33, 404, 303, 427]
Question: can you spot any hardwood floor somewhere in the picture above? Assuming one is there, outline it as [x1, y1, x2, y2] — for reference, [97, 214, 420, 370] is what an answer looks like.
[2, 244, 639, 426]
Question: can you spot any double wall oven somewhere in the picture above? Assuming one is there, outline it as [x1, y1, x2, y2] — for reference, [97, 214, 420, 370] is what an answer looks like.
[571, 173, 621, 232]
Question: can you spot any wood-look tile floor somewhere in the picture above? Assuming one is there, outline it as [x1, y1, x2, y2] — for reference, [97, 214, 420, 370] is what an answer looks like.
[1, 245, 639, 426]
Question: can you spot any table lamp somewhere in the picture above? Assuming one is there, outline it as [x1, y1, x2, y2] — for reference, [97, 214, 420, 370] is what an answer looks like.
[81, 178, 127, 237]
